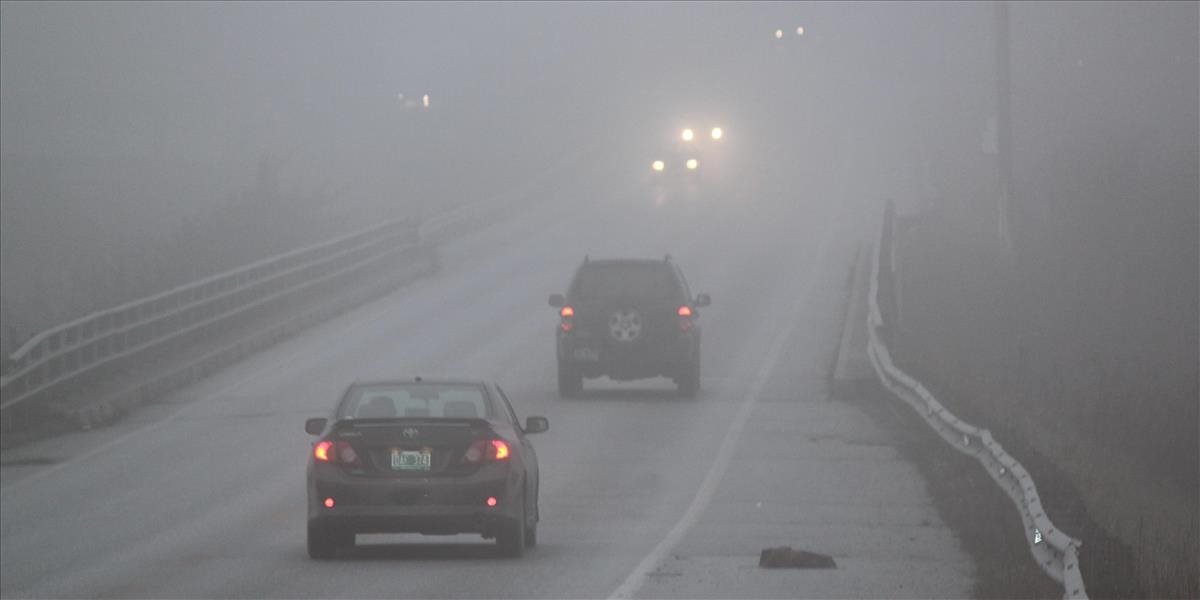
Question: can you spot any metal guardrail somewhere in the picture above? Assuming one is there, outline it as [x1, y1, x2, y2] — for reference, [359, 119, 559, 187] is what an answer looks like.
[867, 202, 1087, 600]
[0, 216, 418, 425]
[0, 143, 590, 433]
[52, 239, 433, 432]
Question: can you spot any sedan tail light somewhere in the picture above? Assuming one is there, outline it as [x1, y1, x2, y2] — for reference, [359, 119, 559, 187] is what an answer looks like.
[313, 440, 333, 462]
[313, 440, 362, 467]
[462, 439, 511, 464]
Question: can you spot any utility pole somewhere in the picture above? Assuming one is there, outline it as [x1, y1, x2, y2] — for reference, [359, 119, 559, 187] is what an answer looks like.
[994, 0, 1013, 253]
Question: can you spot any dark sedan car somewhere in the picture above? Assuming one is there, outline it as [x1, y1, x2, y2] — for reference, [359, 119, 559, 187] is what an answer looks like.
[304, 378, 548, 558]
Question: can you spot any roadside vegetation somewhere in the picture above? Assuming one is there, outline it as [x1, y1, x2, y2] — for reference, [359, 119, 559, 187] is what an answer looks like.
[892, 119, 1197, 600]
[886, 6, 1196, 595]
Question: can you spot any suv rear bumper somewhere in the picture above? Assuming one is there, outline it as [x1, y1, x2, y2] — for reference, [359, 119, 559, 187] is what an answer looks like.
[557, 331, 698, 380]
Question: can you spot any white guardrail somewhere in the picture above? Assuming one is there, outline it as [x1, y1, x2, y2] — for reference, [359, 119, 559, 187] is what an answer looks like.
[0, 216, 422, 429]
[867, 204, 1087, 600]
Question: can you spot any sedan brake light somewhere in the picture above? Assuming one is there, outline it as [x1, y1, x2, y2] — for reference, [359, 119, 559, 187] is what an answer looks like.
[462, 439, 512, 464]
[313, 440, 361, 467]
[337, 443, 359, 465]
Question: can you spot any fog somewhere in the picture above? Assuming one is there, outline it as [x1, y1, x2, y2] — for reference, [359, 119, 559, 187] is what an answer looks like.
[3, 0, 1195, 352]
[1, 3, 981, 338]
[1, 2, 1197, 596]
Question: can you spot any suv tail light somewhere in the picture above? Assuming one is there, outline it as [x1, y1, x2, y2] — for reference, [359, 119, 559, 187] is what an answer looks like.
[559, 305, 575, 332]
[677, 305, 695, 331]
[462, 439, 511, 464]
[313, 440, 362, 467]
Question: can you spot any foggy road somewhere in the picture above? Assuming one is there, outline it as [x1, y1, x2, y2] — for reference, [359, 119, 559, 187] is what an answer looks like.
[3, 3, 1195, 598]
[0, 120, 974, 598]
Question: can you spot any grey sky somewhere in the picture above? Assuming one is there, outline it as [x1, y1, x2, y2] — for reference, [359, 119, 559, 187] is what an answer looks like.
[1, 1, 1194, 338]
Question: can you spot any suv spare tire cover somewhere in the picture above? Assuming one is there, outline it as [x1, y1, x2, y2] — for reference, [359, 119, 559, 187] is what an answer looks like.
[608, 309, 643, 342]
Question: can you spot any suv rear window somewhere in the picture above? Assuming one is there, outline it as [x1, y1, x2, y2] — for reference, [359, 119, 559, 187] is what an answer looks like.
[571, 263, 682, 302]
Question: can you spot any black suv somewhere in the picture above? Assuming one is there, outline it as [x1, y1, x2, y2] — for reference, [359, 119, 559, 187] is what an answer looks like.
[549, 256, 710, 397]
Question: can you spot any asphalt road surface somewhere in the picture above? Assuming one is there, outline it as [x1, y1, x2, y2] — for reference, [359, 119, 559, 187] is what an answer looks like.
[1, 120, 974, 598]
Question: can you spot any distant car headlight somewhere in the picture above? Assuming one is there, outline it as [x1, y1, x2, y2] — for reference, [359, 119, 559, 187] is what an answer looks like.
[686, 158, 698, 170]
[652, 160, 665, 172]
[681, 128, 695, 142]
[710, 127, 723, 140]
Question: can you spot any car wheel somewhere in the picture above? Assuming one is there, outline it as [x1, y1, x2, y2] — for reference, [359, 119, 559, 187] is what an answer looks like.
[677, 359, 700, 398]
[307, 520, 338, 559]
[557, 361, 582, 397]
[524, 490, 538, 548]
[496, 492, 526, 558]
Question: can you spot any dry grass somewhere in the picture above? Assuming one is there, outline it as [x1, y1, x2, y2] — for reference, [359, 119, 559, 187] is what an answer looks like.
[844, 380, 1063, 599]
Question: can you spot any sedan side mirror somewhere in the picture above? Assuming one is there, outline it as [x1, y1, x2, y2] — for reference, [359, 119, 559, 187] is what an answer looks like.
[524, 416, 550, 434]
[305, 418, 328, 435]
[695, 293, 711, 307]
[548, 293, 565, 308]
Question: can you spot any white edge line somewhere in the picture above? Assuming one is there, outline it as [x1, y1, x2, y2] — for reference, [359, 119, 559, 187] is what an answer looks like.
[608, 228, 835, 600]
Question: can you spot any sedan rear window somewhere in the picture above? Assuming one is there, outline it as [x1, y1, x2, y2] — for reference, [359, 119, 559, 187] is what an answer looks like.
[339, 383, 493, 419]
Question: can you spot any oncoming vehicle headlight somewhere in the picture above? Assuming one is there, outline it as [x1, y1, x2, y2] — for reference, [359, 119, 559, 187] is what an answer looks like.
[710, 127, 723, 140]
[681, 128, 695, 142]
[686, 158, 698, 170]
[651, 160, 665, 172]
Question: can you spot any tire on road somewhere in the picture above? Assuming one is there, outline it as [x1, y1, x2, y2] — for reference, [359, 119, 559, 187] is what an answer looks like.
[557, 361, 582, 397]
[307, 520, 353, 559]
[676, 358, 700, 398]
[524, 489, 538, 548]
[308, 521, 337, 559]
[496, 493, 527, 558]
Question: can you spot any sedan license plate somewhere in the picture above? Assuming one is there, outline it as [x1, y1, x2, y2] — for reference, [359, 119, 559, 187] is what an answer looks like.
[391, 448, 431, 471]
[573, 347, 600, 361]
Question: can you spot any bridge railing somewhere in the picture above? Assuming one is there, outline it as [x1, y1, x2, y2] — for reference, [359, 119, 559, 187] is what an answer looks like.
[0, 217, 418, 428]
[0, 140, 592, 434]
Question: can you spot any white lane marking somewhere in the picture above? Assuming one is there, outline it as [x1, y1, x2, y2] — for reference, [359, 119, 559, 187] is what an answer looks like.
[608, 227, 835, 600]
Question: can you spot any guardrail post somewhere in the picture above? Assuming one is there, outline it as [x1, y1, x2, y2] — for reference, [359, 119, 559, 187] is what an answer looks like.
[877, 200, 897, 344]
